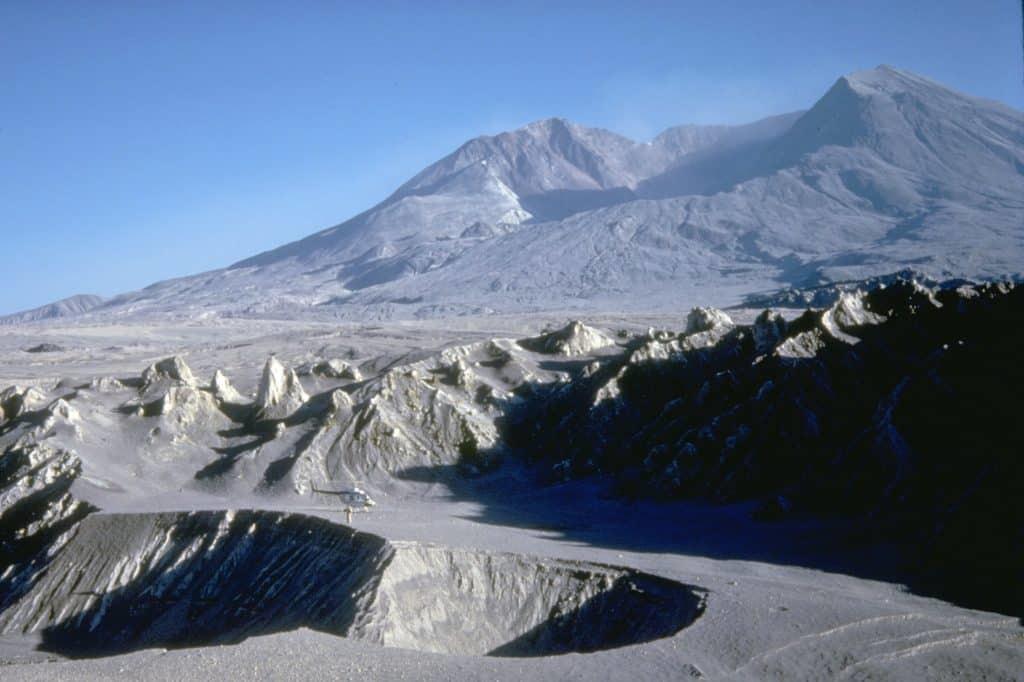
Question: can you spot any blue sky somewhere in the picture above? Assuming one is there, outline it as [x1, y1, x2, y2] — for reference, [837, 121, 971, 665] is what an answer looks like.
[1, 1, 1021, 314]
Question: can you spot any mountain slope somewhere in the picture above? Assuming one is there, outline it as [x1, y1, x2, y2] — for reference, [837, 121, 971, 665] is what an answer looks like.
[38, 66, 1024, 322]
[232, 114, 799, 271]
[0, 295, 105, 326]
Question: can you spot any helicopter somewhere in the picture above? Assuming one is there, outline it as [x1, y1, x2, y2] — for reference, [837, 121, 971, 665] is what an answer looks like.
[310, 483, 376, 509]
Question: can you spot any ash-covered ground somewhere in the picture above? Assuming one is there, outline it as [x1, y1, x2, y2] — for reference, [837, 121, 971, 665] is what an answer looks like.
[0, 277, 1022, 680]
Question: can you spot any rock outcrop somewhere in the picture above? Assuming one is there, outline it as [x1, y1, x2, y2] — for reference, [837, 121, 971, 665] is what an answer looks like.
[255, 357, 310, 420]
[141, 356, 197, 389]
[211, 369, 245, 404]
[519, 321, 616, 356]
[684, 307, 734, 335]
[302, 359, 362, 381]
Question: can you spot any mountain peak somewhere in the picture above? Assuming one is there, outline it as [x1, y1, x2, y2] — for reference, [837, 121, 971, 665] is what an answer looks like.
[771, 64, 1022, 166]
[53, 66, 1023, 320]
[840, 64, 942, 94]
[521, 116, 575, 132]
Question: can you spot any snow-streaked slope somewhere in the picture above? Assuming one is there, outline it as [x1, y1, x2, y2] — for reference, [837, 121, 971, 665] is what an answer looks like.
[52, 66, 1024, 322]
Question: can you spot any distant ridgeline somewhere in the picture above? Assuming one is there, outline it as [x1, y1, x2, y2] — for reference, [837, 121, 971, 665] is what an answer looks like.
[0, 294, 104, 326]
[738, 269, 1024, 309]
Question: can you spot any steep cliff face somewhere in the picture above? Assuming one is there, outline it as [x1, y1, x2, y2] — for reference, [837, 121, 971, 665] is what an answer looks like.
[0, 394, 96, 620]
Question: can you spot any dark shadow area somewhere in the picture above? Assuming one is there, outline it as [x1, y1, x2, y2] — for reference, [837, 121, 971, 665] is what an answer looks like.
[398, 465, 904, 584]
[194, 433, 274, 480]
[489, 573, 705, 657]
[402, 281, 1024, 618]
[216, 399, 256, 424]
[196, 388, 337, 485]
[0, 407, 49, 438]
[0, 446, 97, 625]
[257, 389, 347, 489]
[534, 358, 597, 374]
[33, 511, 384, 658]
[259, 425, 323, 488]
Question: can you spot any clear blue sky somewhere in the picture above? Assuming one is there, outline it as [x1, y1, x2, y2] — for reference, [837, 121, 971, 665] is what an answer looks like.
[1, 1, 1021, 314]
